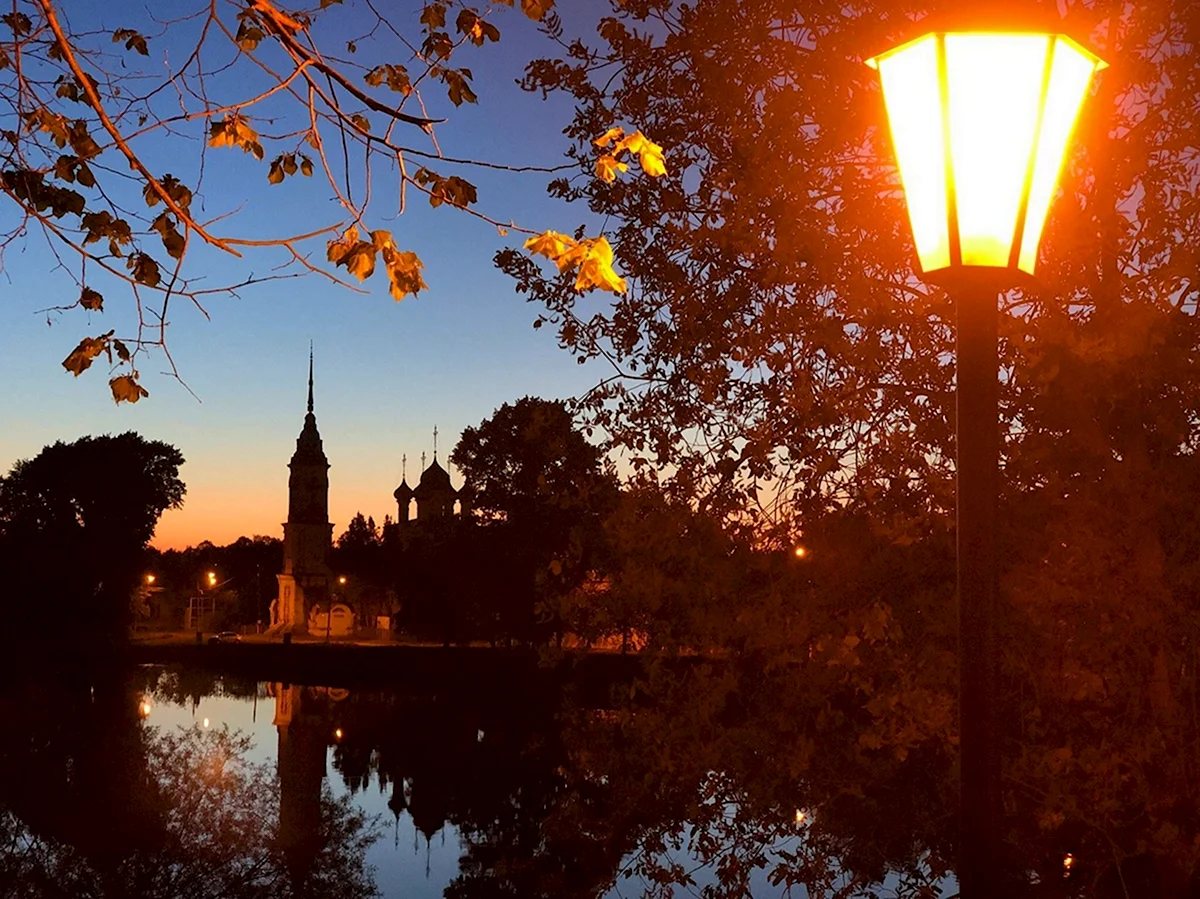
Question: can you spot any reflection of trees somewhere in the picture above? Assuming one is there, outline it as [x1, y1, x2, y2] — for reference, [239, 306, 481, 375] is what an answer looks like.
[4, 643, 1195, 899]
[0, 672, 381, 899]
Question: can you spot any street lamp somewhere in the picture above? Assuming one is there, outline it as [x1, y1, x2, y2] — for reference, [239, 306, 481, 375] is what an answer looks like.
[867, 22, 1104, 899]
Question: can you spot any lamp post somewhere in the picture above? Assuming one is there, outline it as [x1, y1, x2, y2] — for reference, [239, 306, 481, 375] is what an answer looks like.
[867, 24, 1105, 897]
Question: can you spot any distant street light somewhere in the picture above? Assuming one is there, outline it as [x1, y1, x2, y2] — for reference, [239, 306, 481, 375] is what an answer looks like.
[867, 19, 1105, 899]
[145, 573, 156, 585]
[793, 546, 808, 560]
[338, 575, 347, 585]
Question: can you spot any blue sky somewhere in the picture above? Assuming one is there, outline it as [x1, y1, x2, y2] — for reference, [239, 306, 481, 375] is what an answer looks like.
[0, 1, 616, 547]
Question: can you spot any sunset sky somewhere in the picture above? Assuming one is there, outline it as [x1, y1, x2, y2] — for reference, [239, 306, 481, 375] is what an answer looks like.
[0, 2, 609, 549]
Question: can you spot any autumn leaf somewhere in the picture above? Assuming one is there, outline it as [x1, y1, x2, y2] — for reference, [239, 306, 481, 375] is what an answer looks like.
[595, 154, 628, 183]
[327, 226, 377, 282]
[520, 0, 554, 21]
[208, 115, 264, 159]
[110, 374, 149, 404]
[79, 286, 103, 311]
[127, 252, 162, 287]
[62, 331, 114, 376]
[441, 68, 477, 106]
[112, 28, 149, 56]
[300, 155, 314, 177]
[364, 64, 413, 96]
[268, 159, 285, 184]
[524, 232, 626, 294]
[382, 246, 427, 301]
[524, 230, 579, 272]
[593, 127, 624, 149]
[456, 9, 500, 45]
[571, 236, 626, 294]
[419, 2, 447, 29]
[620, 130, 668, 177]
[151, 213, 186, 260]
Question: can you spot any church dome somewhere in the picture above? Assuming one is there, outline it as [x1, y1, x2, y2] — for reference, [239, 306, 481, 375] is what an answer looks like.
[393, 479, 414, 501]
[412, 458, 454, 497]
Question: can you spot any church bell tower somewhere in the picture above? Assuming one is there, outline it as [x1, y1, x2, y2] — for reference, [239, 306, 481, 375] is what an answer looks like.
[271, 347, 333, 633]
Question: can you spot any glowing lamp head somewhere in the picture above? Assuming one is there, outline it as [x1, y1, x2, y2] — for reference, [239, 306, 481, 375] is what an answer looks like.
[867, 30, 1104, 279]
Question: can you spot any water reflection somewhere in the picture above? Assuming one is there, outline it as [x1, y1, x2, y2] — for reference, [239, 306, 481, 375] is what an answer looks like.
[2, 659, 1194, 897]
[0, 663, 953, 899]
[0, 671, 378, 898]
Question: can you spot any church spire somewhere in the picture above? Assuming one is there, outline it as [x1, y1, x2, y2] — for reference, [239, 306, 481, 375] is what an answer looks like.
[433, 425, 439, 460]
[307, 342, 314, 414]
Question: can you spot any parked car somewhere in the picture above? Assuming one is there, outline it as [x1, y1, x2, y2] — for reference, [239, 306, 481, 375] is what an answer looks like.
[208, 631, 241, 645]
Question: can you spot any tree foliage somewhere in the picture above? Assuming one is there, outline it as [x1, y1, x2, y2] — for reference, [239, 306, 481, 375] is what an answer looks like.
[0, 0, 664, 400]
[0, 432, 185, 636]
[449, 396, 617, 643]
[497, 0, 1200, 540]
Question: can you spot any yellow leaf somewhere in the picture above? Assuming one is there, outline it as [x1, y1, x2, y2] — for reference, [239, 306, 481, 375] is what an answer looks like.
[593, 127, 625, 148]
[595, 153, 628, 183]
[109, 374, 149, 404]
[382, 246, 427, 300]
[524, 230, 577, 269]
[618, 130, 667, 177]
[327, 226, 377, 281]
[572, 237, 626, 294]
[326, 226, 361, 265]
[345, 246, 375, 281]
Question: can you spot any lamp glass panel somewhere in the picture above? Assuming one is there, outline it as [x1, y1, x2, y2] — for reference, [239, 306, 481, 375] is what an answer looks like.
[1017, 38, 1099, 273]
[875, 36, 951, 272]
[945, 33, 1049, 267]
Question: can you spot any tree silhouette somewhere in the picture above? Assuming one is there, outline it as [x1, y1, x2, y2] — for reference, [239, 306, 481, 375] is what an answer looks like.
[0, 431, 184, 637]
[451, 397, 618, 645]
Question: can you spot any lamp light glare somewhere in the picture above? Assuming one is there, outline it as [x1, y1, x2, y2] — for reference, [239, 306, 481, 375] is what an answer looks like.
[868, 31, 1104, 277]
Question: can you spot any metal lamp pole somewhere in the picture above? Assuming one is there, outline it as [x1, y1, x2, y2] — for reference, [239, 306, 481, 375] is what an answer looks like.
[955, 280, 1001, 896]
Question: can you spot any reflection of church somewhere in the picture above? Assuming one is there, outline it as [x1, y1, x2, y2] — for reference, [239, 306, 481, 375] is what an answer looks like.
[268, 351, 468, 635]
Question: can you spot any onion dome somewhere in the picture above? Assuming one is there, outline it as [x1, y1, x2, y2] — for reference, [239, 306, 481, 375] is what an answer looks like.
[412, 457, 454, 499]
[393, 479, 414, 502]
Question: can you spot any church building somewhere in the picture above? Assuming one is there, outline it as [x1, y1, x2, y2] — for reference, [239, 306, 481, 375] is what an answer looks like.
[392, 433, 470, 528]
[270, 350, 334, 633]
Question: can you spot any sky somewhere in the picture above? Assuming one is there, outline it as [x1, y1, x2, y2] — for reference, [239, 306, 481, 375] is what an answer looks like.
[0, 1, 613, 549]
